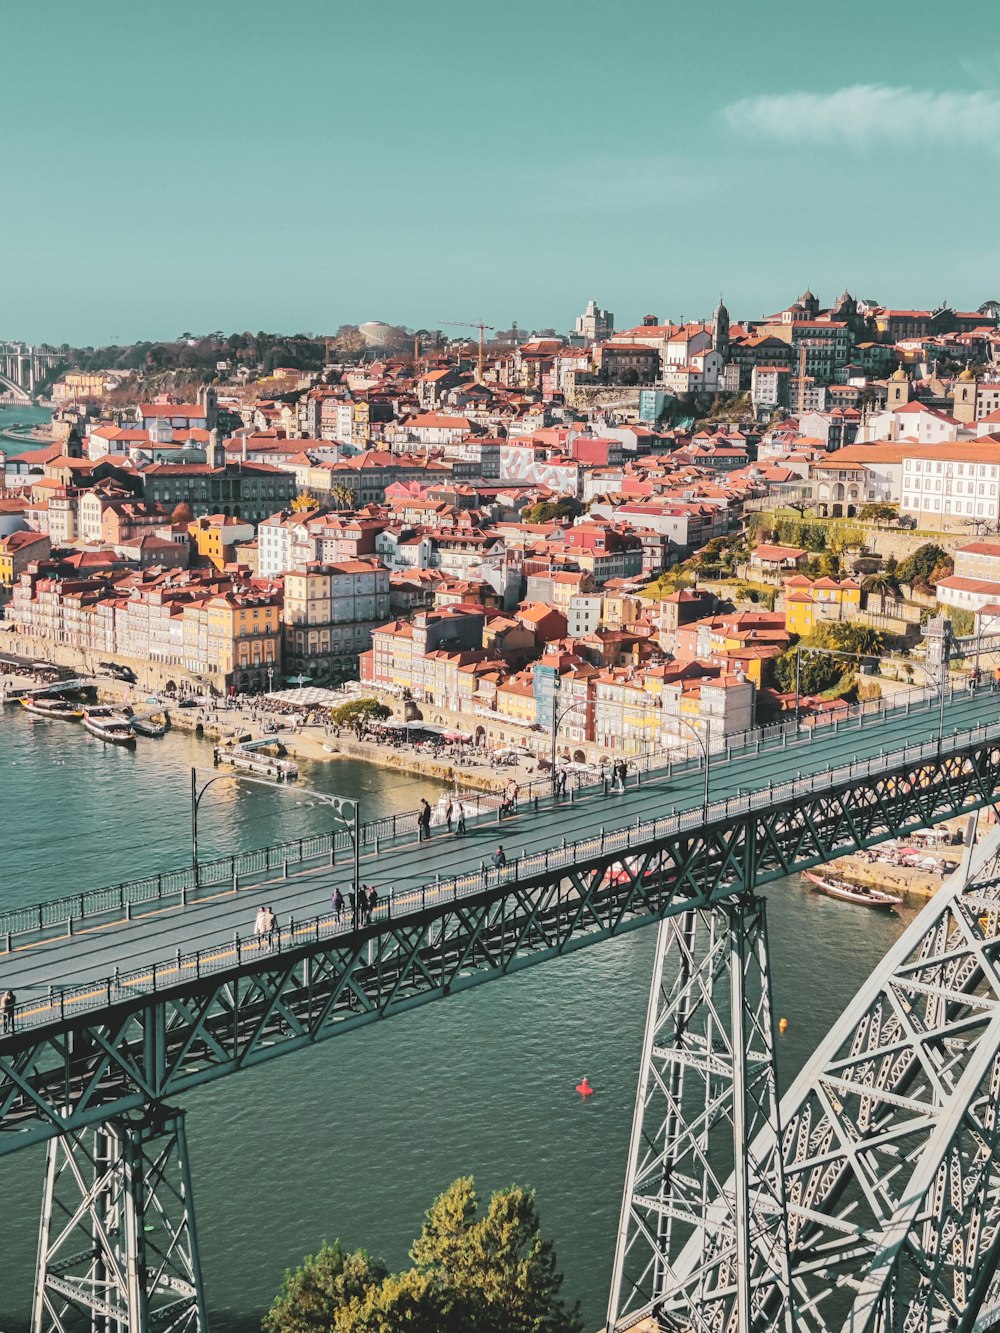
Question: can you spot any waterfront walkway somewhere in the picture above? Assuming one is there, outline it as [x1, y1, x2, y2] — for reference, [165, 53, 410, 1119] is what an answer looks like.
[1, 686, 995, 1027]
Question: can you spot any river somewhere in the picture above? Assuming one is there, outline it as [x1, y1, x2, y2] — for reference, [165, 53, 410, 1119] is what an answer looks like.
[0, 402, 53, 451]
[0, 704, 917, 1331]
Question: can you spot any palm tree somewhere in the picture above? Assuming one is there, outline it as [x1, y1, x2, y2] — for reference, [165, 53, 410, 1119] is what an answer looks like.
[861, 570, 900, 601]
[329, 483, 355, 510]
[830, 622, 886, 657]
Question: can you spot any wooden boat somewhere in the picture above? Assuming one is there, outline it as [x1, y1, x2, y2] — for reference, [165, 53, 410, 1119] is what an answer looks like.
[19, 695, 83, 720]
[83, 707, 136, 747]
[803, 870, 901, 910]
[130, 714, 167, 738]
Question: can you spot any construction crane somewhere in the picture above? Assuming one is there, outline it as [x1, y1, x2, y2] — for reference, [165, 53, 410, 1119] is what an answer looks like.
[440, 320, 495, 383]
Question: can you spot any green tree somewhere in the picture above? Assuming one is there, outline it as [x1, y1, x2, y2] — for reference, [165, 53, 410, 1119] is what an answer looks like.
[410, 1177, 582, 1333]
[859, 502, 899, 525]
[523, 499, 580, 524]
[264, 1242, 388, 1333]
[897, 544, 952, 589]
[265, 1179, 580, 1333]
[329, 699, 391, 734]
[828, 622, 886, 658]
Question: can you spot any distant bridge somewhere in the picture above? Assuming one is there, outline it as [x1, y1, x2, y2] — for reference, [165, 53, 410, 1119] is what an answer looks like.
[0, 340, 65, 402]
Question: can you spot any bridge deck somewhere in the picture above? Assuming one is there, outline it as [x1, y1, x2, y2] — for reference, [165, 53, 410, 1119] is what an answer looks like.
[2, 688, 995, 1012]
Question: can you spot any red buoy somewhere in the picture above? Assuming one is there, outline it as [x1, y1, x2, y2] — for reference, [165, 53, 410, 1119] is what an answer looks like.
[576, 1076, 594, 1097]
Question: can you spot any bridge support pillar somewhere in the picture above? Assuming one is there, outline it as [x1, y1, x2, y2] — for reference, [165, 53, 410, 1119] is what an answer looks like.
[32, 1104, 207, 1333]
[606, 893, 793, 1332]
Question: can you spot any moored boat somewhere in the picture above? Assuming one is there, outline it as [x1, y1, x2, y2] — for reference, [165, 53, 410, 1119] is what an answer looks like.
[130, 714, 167, 738]
[83, 707, 136, 747]
[803, 870, 901, 910]
[19, 695, 83, 720]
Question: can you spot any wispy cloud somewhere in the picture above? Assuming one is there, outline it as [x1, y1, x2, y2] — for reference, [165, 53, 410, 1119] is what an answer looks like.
[721, 84, 1000, 150]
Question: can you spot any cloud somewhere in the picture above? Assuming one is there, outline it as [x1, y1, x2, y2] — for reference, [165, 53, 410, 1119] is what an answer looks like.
[721, 84, 1000, 150]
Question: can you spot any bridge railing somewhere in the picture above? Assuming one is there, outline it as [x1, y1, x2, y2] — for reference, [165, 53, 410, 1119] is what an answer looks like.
[0, 677, 967, 952]
[8, 709, 1000, 1037]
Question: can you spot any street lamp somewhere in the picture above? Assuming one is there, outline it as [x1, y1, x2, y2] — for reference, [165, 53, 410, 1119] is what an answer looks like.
[668, 714, 712, 821]
[190, 767, 361, 922]
[266, 666, 274, 696]
[549, 681, 579, 794]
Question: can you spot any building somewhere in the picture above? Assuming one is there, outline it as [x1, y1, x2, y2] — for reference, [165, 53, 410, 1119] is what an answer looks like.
[0, 531, 51, 593]
[139, 462, 296, 523]
[783, 576, 862, 636]
[188, 514, 256, 570]
[899, 441, 1000, 524]
[283, 559, 390, 682]
[574, 300, 614, 343]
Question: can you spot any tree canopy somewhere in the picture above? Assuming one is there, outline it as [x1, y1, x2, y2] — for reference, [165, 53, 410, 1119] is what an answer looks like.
[897, 544, 953, 590]
[329, 699, 391, 732]
[523, 499, 580, 524]
[264, 1178, 581, 1333]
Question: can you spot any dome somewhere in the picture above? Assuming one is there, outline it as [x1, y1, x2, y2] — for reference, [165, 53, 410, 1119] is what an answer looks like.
[890, 366, 908, 381]
[958, 366, 976, 382]
[359, 320, 394, 347]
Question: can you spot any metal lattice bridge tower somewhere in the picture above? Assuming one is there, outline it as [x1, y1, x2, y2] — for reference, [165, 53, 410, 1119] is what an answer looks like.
[3, 679, 1000, 1330]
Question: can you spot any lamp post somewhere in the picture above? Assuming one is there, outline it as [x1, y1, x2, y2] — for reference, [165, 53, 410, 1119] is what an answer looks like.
[549, 681, 579, 795]
[190, 767, 361, 919]
[668, 714, 712, 821]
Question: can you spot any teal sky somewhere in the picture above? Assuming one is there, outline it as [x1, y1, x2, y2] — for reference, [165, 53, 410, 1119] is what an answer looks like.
[3, 0, 1000, 345]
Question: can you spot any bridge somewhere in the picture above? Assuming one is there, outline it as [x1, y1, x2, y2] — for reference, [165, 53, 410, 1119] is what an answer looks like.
[3, 683, 1000, 1332]
[0, 340, 65, 402]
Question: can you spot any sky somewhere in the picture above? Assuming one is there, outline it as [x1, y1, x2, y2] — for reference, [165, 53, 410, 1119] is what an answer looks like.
[3, 0, 1000, 346]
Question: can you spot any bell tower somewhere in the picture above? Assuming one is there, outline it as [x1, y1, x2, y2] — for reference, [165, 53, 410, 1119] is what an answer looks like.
[887, 365, 911, 409]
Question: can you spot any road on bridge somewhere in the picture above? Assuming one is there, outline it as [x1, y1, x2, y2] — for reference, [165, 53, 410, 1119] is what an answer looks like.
[1, 686, 995, 1020]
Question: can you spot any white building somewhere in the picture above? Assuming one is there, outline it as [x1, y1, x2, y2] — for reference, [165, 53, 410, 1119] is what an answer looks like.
[900, 441, 1000, 524]
[574, 300, 614, 343]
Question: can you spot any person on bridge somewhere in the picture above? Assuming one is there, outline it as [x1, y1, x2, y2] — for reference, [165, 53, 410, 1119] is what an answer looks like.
[368, 885, 379, 920]
[264, 906, 277, 948]
[332, 888, 344, 923]
[444, 796, 454, 832]
[418, 799, 432, 841]
[493, 845, 507, 872]
[254, 906, 268, 951]
[456, 801, 466, 835]
[0, 989, 14, 1033]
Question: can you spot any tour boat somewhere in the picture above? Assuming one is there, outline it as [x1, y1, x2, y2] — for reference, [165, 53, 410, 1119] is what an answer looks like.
[19, 695, 83, 720]
[214, 746, 298, 780]
[803, 870, 901, 910]
[83, 707, 137, 747]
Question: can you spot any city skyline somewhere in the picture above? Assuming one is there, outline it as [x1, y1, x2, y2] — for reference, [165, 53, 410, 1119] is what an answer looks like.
[3, 0, 1000, 345]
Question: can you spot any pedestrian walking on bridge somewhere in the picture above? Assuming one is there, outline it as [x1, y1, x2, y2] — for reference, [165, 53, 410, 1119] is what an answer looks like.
[332, 888, 344, 923]
[418, 798, 432, 842]
[1, 988, 16, 1033]
[493, 845, 507, 872]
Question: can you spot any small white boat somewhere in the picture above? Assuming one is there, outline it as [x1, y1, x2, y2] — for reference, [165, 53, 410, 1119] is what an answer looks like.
[804, 870, 901, 910]
[83, 707, 136, 747]
[130, 714, 167, 738]
[429, 790, 501, 826]
[214, 746, 298, 780]
[19, 695, 82, 720]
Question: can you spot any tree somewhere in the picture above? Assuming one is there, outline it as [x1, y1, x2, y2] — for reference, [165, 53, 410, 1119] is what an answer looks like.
[861, 567, 900, 600]
[266, 1179, 581, 1333]
[897, 544, 952, 589]
[828, 622, 886, 658]
[264, 1242, 388, 1333]
[523, 499, 580, 524]
[329, 699, 391, 736]
[171, 501, 194, 524]
[330, 483, 355, 510]
[859, 502, 899, 525]
[409, 1177, 581, 1333]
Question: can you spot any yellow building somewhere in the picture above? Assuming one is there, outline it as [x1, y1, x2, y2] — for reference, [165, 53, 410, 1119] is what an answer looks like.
[188, 515, 255, 571]
[201, 589, 281, 689]
[783, 575, 862, 637]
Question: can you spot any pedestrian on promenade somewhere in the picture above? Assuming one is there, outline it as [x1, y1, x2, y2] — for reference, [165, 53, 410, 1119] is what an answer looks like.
[445, 796, 454, 832]
[264, 905, 277, 949]
[418, 799, 432, 841]
[332, 888, 344, 922]
[0, 989, 14, 1033]
[456, 802, 467, 835]
[348, 885, 358, 923]
[254, 906, 268, 951]
[368, 884, 378, 920]
[493, 845, 506, 872]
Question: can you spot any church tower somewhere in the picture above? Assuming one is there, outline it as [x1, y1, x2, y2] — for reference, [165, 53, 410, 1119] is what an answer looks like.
[712, 296, 730, 360]
[952, 365, 978, 423]
[887, 365, 911, 410]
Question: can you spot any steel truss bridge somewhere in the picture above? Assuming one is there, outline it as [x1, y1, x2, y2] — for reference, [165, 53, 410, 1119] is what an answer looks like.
[4, 684, 1000, 1332]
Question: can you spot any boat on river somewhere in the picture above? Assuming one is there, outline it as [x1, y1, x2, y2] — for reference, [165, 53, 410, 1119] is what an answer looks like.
[19, 695, 83, 720]
[129, 713, 168, 738]
[803, 870, 901, 910]
[214, 745, 298, 780]
[83, 707, 136, 747]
